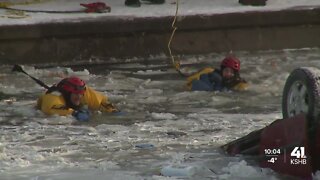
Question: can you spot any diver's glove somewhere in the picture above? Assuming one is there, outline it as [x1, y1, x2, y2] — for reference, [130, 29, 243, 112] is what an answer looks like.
[72, 109, 90, 122]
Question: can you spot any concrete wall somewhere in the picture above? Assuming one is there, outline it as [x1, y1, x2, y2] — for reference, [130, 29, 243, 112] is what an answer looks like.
[0, 6, 319, 64]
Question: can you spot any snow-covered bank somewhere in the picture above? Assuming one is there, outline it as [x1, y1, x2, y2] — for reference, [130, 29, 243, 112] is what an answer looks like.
[1, 0, 320, 25]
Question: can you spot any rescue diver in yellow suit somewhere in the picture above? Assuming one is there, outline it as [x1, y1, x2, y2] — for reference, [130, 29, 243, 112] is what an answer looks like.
[37, 77, 119, 121]
[186, 56, 248, 91]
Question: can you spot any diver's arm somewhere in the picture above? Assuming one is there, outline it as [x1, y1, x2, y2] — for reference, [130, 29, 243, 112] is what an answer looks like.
[38, 94, 74, 116]
[84, 86, 119, 113]
[232, 78, 249, 91]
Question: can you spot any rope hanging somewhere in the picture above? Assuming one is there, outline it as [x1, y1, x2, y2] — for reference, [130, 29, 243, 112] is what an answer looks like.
[167, 0, 188, 77]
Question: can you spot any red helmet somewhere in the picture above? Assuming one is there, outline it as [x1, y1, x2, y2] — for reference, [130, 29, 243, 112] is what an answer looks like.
[58, 77, 86, 94]
[221, 56, 240, 71]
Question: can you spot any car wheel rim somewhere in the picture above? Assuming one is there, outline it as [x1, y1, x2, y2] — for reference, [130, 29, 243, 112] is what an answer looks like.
[287, 81, 309, 117]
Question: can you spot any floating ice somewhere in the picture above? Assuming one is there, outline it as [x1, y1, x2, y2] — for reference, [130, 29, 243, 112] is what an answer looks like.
[219, 160, 277, 180]
[1, 48, 319, 179]
[151, 112, 177, 120]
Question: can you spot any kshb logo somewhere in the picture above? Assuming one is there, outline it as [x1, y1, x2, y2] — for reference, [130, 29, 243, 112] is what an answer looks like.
[290, 147, 306, 158]
[290, 147, 307, 165]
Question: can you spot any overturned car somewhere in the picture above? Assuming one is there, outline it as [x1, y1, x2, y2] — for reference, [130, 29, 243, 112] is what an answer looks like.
[222, 67, 320, 178]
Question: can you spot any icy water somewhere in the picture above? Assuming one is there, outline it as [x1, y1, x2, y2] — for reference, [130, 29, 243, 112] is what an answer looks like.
[1, 48, 320, 180]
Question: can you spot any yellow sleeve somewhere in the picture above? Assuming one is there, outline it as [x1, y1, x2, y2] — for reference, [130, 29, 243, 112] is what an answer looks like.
[82, 86, 118, 113]
[186, 67, 214, 90]
[37, 93, 74, 116]
[232, 82, 249, 91]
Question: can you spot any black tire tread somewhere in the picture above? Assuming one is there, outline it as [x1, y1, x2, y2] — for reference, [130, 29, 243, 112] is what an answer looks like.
[282, 67, 320, 131]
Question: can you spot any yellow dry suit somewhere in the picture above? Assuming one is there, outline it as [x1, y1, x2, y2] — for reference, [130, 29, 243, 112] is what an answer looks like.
[186, 67, 214, 90]
[186, 67, 249, 91]
[37, 86, 118, 116]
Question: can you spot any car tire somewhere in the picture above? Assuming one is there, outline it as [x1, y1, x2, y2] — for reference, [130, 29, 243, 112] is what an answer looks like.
[282, 67, 320, 127]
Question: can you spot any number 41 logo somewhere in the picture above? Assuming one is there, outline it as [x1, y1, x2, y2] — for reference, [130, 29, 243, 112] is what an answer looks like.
[291, 147, 306, 158]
